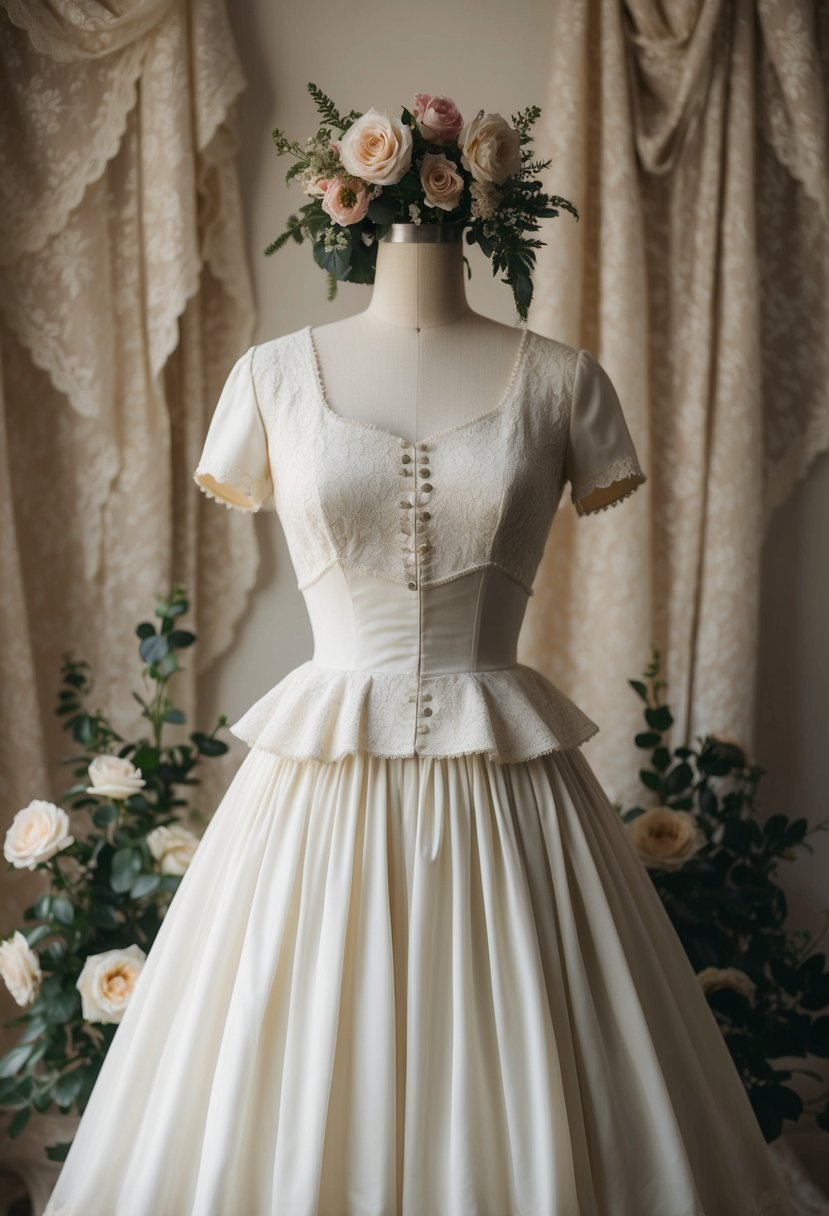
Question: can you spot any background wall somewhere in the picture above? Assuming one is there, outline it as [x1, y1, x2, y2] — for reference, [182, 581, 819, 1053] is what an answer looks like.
[200, 0, 829, 978]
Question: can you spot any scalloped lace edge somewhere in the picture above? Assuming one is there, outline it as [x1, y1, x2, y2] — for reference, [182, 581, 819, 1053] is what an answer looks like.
[572, 459, 647, 516]
[192, 466, 273, 514]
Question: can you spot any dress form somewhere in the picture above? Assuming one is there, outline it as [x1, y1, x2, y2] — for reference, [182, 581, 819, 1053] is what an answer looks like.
[308, 224, 525, 444]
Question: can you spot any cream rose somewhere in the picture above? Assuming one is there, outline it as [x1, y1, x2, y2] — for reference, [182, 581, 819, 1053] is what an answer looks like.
[86, 754, 146, 800]
[321, 176, 372, 226]
[627, 806, 706, 871]
[339, 107, 413, 186]
[697, 966, 757, 1003]
[458, 111, 522, 185]
[4, 800, 75, 870]
[0, 930, 42, 1007]
[419, 152, 464, 212]
[76, 944, 147, 1024]
[412, 93, 464, 145]
[146, 823, 201, 876]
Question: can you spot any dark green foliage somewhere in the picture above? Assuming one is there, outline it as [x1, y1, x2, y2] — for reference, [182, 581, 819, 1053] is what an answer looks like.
[622, 646, 829, 1144]
[0, 585, 230, 1158]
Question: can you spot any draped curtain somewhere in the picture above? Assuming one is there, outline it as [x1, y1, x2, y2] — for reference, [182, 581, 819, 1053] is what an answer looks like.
[0, 0, 260, 1185]
[523, 0, 829, 804]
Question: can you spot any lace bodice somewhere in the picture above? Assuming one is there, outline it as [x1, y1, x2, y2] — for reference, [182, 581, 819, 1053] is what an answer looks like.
[193, 325, 646, 763]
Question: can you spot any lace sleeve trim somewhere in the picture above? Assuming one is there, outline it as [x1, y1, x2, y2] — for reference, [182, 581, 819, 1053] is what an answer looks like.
[192, 463, 274, 514]
[571, 456, 647, 515]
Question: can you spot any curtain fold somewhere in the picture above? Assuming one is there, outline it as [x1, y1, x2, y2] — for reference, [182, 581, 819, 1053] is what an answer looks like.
[522, 0, 828, 803]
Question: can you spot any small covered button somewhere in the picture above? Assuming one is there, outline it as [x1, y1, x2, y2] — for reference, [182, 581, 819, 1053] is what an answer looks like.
[420, 482, 433, 493]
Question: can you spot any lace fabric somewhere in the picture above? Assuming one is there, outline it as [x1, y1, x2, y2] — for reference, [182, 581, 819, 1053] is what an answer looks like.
[192, 325, 647, 764]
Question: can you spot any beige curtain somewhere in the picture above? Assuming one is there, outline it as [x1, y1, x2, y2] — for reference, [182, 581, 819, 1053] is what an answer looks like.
[522, 0, 829, 804]
[0, 0, 261, 1173]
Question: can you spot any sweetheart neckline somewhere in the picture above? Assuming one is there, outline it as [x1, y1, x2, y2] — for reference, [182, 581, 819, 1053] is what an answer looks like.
[303, 324, 532, 448]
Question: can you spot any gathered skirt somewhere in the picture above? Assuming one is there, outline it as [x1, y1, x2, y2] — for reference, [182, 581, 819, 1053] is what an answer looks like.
[43, 745, 790, 1216]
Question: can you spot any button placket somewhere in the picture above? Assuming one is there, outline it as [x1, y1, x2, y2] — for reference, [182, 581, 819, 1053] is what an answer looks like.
[399, 439, 418, 589]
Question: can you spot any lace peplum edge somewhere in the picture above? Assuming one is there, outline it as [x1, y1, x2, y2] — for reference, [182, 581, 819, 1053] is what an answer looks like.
[228, 660, 601, 764]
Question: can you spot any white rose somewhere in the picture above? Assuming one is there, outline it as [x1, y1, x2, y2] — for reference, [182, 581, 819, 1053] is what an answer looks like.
[76, 944, 147, 1024]
[458, 111, 523, 185]
[4, 800, 75, 870]
[626, 806, 706, 871]
[146, 823, 201, 876]
[339, 107, 413, 186]
[86, 754, 146, 800]
[0, 930, 42, 1006]
[697, 966, 757, 1003]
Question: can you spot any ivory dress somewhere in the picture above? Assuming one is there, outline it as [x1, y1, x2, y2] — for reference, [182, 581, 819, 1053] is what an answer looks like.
[43, 326, 791, 1216]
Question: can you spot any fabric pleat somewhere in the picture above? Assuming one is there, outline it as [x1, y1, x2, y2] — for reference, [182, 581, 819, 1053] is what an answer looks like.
[44, 746, 789, 1216]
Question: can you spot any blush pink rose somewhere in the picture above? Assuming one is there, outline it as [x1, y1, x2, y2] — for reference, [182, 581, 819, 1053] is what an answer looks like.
[321, 176, 372, 226]
[419, 152, 464, 212]
[412, 93, 464, 145]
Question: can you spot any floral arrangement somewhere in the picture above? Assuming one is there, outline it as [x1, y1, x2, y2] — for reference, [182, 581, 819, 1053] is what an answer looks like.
[620, 647, 829, 1143]
[0, 586, 229, 1160]
[265, 83, 578, 322]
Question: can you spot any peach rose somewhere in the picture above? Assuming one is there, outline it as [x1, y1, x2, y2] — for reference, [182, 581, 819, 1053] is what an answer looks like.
[4, 800, 75, 870]
[412, 93, 464, 145]
[76, 944, 147, 1024]
[626, 806, 706, 871]
[0, 930, 42, 1007]
[321, 176, 372, 226]
[419, 152, 464, 212]
[697, 966, 757, 1003]
[339, 107, 413, 186]
[459, 111, 523, 185]
[146, 822, 201, 876]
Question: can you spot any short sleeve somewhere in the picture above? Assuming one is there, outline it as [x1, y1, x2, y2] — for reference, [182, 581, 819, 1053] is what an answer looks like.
[564, 348, 647, 516]
[193, 347, 275, 513]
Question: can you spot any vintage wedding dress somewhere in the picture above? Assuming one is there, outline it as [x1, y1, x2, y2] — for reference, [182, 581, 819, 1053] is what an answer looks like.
[43, 326, 791, 1215]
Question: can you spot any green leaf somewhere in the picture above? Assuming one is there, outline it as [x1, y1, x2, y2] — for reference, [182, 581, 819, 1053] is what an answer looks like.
[92, 803, 118, 828]
[0, 1044, 34, 1078]
[139, 634, 169, 664]
[808, 1015, 829, 1057]
[652, 747, 672, 773]
[8, 1105, 31, 1138]
[51, 897, 74, 925]
[45, 1139, 73, 1162]
[191, 732, 228, 757]
[111, 847, 143, 893]
[135, 622, 156, 640]
[645, 705, 673, 732]
[639, 769, 662, 792]
[634, 731, 662, 749]
[628, 679, 649, 702]
[665, 762, 693, 795]
[52, 1069, 86, 1109]
[163, 708, 186, 724]
[130, 873, 162, 899]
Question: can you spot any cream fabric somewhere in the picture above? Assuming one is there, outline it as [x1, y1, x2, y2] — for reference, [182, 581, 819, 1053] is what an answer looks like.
[193, 324, 645, 762]
[523, 0, 829, 803]
[0, 1, 255, 867]
[43, 744, 791, 1215]
[0, 1, 255, 1191]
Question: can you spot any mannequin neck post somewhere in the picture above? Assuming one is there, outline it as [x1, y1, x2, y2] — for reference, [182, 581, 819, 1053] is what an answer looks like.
[365, 223, 471, 331]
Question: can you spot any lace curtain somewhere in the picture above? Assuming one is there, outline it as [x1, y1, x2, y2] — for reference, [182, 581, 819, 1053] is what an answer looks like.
[522, 0, 829, 804]
[0, 0, 259, 1181]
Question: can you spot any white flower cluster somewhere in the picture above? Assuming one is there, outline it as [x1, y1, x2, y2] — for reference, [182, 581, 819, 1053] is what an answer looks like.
[469, 180, 502, 220]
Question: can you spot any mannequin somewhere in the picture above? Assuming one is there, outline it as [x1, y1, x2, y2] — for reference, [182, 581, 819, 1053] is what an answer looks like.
[309, 221, 640, 511]
[308, 222, 524, 442]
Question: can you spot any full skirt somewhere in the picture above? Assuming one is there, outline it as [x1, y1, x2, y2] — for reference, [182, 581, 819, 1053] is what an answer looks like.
[44, 745, 791, 1216]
